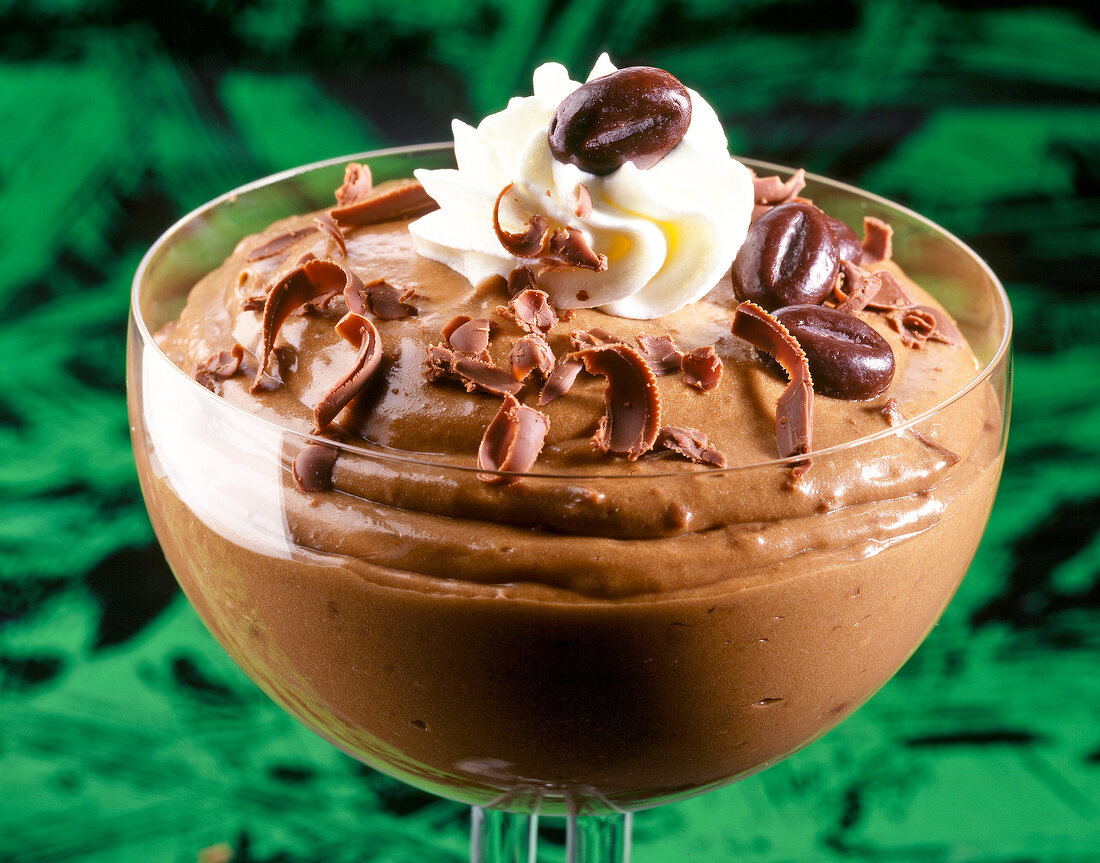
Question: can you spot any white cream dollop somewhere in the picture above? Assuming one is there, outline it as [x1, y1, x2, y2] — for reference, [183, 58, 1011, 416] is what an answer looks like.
[409, 55, 754, 319]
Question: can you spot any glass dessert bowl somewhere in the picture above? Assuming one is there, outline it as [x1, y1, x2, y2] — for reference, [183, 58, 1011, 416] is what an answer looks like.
[128, 140, 1011, 860]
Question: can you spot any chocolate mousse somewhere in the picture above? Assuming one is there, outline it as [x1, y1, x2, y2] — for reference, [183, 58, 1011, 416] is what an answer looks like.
[131, 58, 1007, 813]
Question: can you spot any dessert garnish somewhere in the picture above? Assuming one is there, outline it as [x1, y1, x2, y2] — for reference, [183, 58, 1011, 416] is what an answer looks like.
[442, 315, 492, 355]
[253, 258, 363, 392]
[194, 343, 246, 393]
[682, 345, 723, 392]
[292, 442, 339, 493]
[477, 394, 550, 483]
[509, 333, 555, 381]
[313, 312, 382, 431]
[424, 344, 523, 397]
[635, 333, 685, 375]
[731, 201, 841, 310]
[346, 278, 417, 320]
[314, 211, 348, 257]
[882, 398, 961, 466]
[547, 66, 692, 175]
[751, 168, 806, 216]
[860, 216, 893, 264]
[538, 354, 584, 405]
[569, 343, 662, 460]
[331, 178, 437, 229]
[887, 304, 965, 349]
[334, 161, 374, 206]
[655, 426, 727, 468]
[410, 56, 753, 318]
[768, 305, 894, 399]
[245, 227, 316, 262]
[504, 287, 558, 334]
[731, 301, 813, 466]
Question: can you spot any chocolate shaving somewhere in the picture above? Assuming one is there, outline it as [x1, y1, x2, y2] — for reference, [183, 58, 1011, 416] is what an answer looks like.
[477, 394, 550, 484]
[887, 304, 964, 349]
[507, 266, 539, 297]
[492, 183, 607, 273]
[835, 263, 916, 313]
[731, 301, 813, 469]
[655, 426, 728, 468]
[424, 344, 523, 396]
[574, 183, 593, 218]
[241, 294, 267, 312]
[313, 312, 383, 431]
[330, 179, 438, 229]
[334, 162, 373, 206]
[510, 333, 555, 381]
[635, 333, 684, 375]
[861, 216, 894, 264]
[569, 343, 662, 460]
[882, 398, 960, 465]
[751, 168, 806, 220]
[538, 355, 584, 405]
[506, 288, 557, 335]
[570, 328, 623, 350]
[346, 277, 418, 320]
[194, 343, 246, 392]
[444, 316, 492, 355]
[245, 227, 316, 262]
[314, 211, 347, 257]
[254, 259, 365, 392]
[293, 443, 339, 493]
[682, 345, 723, 392]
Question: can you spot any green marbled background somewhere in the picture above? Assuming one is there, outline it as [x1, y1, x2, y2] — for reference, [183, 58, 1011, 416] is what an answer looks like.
[2, 1, 1098, 860]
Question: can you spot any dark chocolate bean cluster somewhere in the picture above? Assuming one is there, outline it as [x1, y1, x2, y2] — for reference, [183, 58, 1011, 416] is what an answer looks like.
[548, 67, 692, 176]
[732, 201, 896, 401]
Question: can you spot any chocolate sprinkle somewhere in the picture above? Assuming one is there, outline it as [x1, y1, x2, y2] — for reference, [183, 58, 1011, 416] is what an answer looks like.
[253, 259, 365, 392]
[245, 227, 317, 262]
[731, 301, 814, 467]
[334, 162, 373, 206]
[477, 394, 550, 484]
[882, 398, 961, 466]
[293, 443, 340, 493]
[509, 333, 555, 381]
[682, 345, 723, 392]
[655, 426, 728, 468]
[330, 179, 438, 229]
[313, 312, 383, 431]
[635, 333, 684, 375]
[569, 343, 662, 461]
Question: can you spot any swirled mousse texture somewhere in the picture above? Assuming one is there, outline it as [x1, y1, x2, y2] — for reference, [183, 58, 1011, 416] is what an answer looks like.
[138, 69, 1003, 812]
[409, 56, 754, 318]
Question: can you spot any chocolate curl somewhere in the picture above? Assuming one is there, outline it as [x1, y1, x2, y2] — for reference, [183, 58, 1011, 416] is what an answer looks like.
[245, 227, 317, 262]
[574, 183, 593, 218]
[330, 179, 438, 229]
[751, 168, 806, 220]
[194, 343, 246, 392]
[538, 355, 584, 405]
[443, 316, 492, 355]
[313, 312, 383, 431]
[493, 183, 552, 257]
[635, 333, 684, 375]
[254, 259, 366, 392]
[334, 162, 373, 206]
[887, 304, 964, 349]
[543, 227, 606, 273]
[424, 344, 523, 396]
[314, 211, 347, 257]
[656, 426, 728, 468]
[682, 345, 723, 392]
[569, 343, 662, 460]
[507, 266, 539, 297]
[882, 398, 960, 465]
[731, 301, 814, 467]
[510, 333, 555, 381]
[293, 443, 340, 493]
[835, 263, 915, 312]
[345, 278, 418, 320]
[477, 394, 550, 484]
[861, 216, 894, 264]
[570, 328, 623, 349]
[506, 288, 558, 335]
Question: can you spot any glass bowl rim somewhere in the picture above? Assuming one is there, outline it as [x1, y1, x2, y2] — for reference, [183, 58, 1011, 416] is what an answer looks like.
[130, 143, 1013, 481]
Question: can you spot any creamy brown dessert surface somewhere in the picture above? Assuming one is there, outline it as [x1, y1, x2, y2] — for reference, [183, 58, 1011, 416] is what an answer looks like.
[135, 160, 1004, 811]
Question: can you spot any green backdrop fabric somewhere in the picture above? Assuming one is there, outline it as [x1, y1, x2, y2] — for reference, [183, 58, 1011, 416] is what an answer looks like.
[2, 1, 1099, 860]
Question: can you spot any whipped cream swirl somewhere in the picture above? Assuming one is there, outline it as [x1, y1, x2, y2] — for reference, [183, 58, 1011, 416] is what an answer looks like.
[409, 55, 754, 319]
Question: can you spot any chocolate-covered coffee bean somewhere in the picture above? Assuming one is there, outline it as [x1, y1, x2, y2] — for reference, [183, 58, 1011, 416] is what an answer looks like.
[771, 305, 895, 399]
[731, 202, 840, 310]
[826, 215, 863, 263]
[548, 67, 692, 176]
